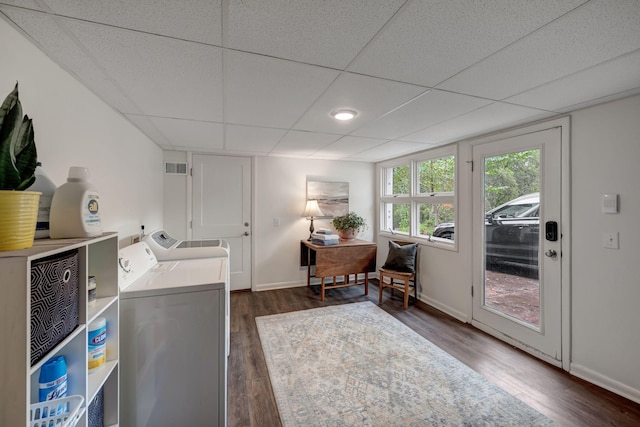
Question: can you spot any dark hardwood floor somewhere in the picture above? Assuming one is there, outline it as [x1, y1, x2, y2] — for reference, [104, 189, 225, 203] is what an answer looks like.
[228, 282, 640, 427]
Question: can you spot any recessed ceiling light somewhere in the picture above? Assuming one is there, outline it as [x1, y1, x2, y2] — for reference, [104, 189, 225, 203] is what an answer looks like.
[331, 109, 357, 121]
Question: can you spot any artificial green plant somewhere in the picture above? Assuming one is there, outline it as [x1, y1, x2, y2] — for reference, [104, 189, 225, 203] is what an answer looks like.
[331, 211, 367, 233]
[0, 82, 37, 191]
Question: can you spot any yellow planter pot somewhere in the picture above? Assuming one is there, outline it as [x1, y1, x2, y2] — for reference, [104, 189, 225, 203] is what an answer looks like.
[0, 190, 41, 251]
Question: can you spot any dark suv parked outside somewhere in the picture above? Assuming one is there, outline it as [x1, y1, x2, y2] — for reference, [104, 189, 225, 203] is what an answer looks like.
[433, 193, 540, 267]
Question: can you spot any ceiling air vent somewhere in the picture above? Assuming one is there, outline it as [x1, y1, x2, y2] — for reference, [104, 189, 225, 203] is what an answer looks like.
[165, 162, 188, 175]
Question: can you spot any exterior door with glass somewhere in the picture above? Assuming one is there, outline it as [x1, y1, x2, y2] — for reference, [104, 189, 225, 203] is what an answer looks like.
[472, 127, 563, 364]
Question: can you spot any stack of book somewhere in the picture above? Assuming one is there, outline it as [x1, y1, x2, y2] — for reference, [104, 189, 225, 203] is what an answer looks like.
[311, 229, 339, 246]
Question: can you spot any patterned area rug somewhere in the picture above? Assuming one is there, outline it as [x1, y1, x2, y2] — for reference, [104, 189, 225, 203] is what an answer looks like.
[256, 301, 557, 426]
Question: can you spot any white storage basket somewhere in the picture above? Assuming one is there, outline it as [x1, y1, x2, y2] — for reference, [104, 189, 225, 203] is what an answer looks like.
[30, 395, 84, 427]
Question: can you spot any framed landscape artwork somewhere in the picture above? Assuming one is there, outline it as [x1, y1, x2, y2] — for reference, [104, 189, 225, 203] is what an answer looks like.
[306, 180, 349, 217]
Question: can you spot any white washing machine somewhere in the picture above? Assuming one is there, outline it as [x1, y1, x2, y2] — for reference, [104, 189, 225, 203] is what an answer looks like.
[143, 229, 229, 261]
[118, 242, 227, 427]
[143, 229, 231, 355]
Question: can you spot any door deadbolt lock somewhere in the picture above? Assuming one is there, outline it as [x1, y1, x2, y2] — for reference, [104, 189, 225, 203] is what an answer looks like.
[244, 222, 249, 227]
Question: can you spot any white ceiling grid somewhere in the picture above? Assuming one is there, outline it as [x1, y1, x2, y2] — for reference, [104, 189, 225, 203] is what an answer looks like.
[0, 0, 639, 162]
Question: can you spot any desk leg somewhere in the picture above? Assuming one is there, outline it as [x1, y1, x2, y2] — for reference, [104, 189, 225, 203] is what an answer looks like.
[307, 247, 311, 287]
[321, 277, 325, 301]
[364, 272, 369, 295]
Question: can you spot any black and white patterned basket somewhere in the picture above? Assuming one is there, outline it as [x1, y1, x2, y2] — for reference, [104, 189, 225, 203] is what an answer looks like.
[30, 250, 80, 366]
[88, 387, 104, 427]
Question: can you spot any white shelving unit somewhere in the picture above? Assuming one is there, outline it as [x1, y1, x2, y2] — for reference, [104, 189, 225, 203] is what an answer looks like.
[0, 233, 119, 427]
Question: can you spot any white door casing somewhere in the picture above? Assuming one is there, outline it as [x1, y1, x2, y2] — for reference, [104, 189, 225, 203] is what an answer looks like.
[472, 126, 564, 365]
[192, 155, 251, 291]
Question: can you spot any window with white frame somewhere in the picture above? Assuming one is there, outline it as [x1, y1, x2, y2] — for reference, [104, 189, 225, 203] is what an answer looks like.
[380, 149, 456, 243]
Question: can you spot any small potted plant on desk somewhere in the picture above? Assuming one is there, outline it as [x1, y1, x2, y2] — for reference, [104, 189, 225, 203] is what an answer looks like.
[0, 82, 40, 251]
[331, 211, 367, 240]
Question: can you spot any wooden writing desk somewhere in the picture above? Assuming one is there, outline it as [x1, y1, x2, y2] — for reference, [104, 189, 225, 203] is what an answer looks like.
[300, 239, 377, 301]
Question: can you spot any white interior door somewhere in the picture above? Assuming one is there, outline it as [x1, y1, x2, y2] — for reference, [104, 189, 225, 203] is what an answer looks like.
[472, 127, 562, 364]
[192, 155, 251, 290]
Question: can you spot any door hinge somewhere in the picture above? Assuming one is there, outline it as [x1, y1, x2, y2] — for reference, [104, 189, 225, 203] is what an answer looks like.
[189, 220, 192, 229]
[190, 168, 193, 176]
[471, 286, 474, 297]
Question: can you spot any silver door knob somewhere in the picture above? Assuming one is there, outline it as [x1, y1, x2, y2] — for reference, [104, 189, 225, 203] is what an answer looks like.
[243, 231, 250, 236]
[545, 249, 557, 258]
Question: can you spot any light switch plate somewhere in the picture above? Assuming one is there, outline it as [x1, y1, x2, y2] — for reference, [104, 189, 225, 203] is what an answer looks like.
[601, 194, 618, 214]
[603, 232, 619, 249]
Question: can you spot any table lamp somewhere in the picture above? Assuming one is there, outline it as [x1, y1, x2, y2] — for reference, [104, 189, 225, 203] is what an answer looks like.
[301, 200, 323, 240]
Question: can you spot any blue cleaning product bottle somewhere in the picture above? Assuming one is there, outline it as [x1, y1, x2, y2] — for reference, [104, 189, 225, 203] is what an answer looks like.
[39, 356, 68, 402]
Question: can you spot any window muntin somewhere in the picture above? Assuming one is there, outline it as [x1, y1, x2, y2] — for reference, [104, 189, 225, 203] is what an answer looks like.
[383, 202, 410, 234]
[418, 202, 455, 238]
[383, 164, 410, 196]
[380, 151, 456, 244]
[417, 156, 454, 195]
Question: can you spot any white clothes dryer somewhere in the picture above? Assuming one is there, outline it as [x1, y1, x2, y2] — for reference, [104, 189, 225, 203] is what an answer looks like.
[143, 229, 231, 356]
[118, 242, 227, 427]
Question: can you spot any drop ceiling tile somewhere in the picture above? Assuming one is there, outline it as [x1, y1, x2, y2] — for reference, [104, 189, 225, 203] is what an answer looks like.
[41, 0, 222, 44]
[348, 140, 429, 162]
[438, 0, 640, 99]
[125, 114, 172, 147]
[225, 124, 287, 153]
[63, 19, 223, 121]
[224, 0, 405, 69]
[402, 102, 553, 145]
[505, 50, 640, 111]
[148, 117, 224, 150]
[351, 89, 491, 140]
[2, 8, 142, 114]
[224, 50, 340, 129]
[348, 0, 587, 86]
[271, 130, 340, 156]
[294, 73, 427, 134]
[0, 1, 42, 9]
[311, 135, 388, 159]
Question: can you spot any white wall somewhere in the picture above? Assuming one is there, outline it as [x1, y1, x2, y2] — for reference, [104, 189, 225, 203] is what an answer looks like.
[569, 94, 640, 402]
[381, 94, 640, 403]
[376, 143, 473, 323]
[254, 156, 375, 290]
[0, 19, 163, 240]
[163, 153, 375, 289]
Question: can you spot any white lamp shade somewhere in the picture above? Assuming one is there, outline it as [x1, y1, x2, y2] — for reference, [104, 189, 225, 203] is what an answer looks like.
[302, 200, 323, 218]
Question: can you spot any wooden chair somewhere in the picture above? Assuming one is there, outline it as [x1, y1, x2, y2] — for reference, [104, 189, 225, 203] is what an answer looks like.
[378, 241, 418, 310]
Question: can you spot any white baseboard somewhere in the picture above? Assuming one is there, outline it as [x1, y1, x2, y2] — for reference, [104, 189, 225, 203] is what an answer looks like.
[420, 295, 469, 324]
[570, 363, 640, 405]
[254, 281, 306, 292]
[471, 320, 562, 368]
